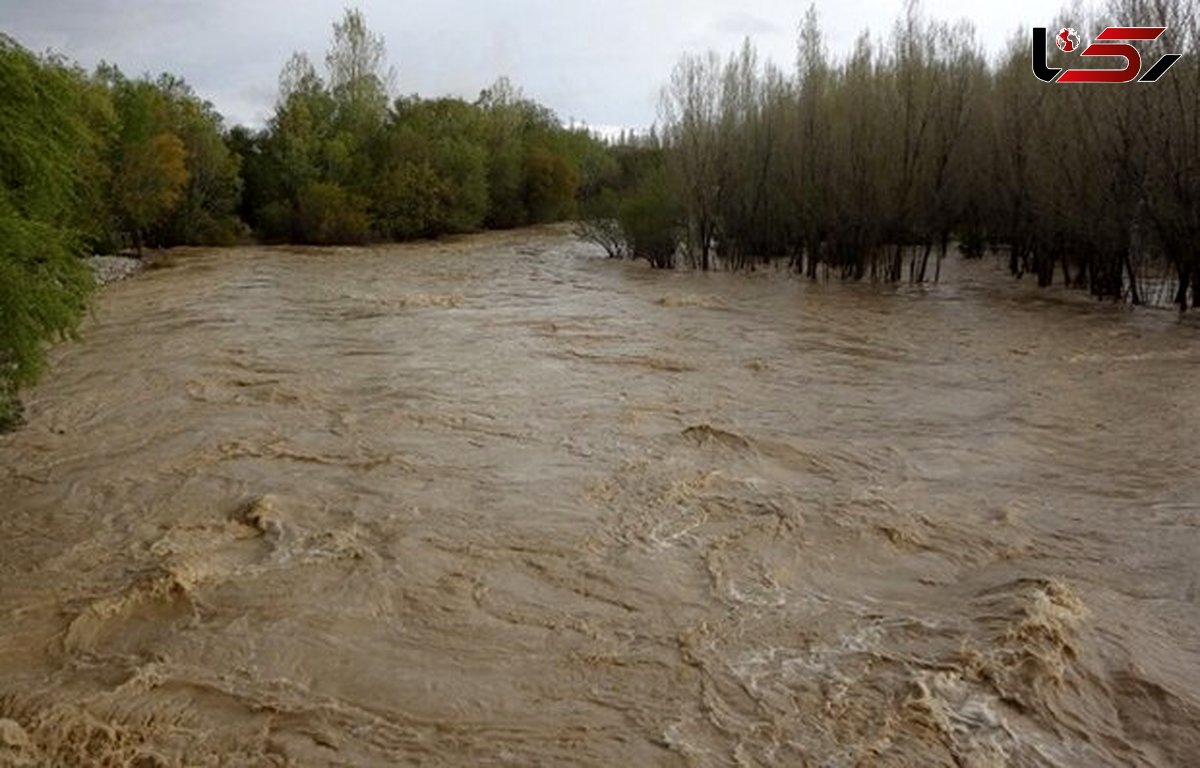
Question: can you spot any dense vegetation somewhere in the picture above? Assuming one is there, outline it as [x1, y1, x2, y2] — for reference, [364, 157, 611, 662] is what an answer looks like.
[230, 11, 603, 245]
[583, 0, 1199, 311]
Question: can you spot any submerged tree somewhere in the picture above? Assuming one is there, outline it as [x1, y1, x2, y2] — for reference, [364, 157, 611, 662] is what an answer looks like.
[661, 52, 722, 270]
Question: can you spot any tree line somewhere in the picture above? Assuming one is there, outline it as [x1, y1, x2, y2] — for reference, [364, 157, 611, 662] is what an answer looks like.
[0, 9, 606, 427]
[229, 11, 606, 245]
[581, 0, 1199, 312]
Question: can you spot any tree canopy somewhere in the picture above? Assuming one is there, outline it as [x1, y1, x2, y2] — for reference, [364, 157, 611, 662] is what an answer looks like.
[234, 10, 600, 245]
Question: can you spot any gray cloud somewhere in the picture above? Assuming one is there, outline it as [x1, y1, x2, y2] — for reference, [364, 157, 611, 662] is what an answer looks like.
[2, 0, 1054, 129]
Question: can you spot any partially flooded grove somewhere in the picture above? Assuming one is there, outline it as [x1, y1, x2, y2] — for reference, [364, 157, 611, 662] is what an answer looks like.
[580, 1, 1200, 312]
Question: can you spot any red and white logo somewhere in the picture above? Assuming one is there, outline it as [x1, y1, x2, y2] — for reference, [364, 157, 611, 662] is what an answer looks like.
[1055, 28, 1078, 52]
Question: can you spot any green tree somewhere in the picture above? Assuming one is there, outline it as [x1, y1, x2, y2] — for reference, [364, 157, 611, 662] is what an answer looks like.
[112, 131, 190, 255]
[372, 98, 489, 238]
[618, 163, 679, 268]
[158, 80, 243, 245]
[0, 37, 97, 428]
[326, 8, 391, 194]
[523, 140, 579, 222]
[101, 70, 240, 252]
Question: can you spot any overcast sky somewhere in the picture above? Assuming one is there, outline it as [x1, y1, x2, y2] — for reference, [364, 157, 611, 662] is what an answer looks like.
[3, 0, 1053, 130]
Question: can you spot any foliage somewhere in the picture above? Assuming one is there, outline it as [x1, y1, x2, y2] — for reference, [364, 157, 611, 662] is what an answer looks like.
[160, 91, 244, 246]
[575, 188, 627, 258]
[618, 164, 679, 268]
[294, 182, 371, 244]
[0, 37, 96, 428]
[371, 98, 490, 239]
[101, 71, 242, 251]
[236, 24, 600, 245]
[111, 131, 190, 253]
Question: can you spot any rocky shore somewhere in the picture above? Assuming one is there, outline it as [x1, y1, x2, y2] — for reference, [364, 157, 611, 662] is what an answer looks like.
[86, 255, 144, 286]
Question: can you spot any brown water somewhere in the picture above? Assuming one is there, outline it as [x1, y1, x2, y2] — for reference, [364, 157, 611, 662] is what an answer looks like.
[2, 227, 1199, 766]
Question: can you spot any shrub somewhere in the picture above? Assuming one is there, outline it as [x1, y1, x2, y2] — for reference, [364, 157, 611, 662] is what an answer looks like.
[618, 167, 679, 268]
[294, 182, 371, 244]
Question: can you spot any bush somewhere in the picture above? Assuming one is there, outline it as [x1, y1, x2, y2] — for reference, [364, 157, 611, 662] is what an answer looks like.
[523, 143, 578, 223]
[575, 188, 627, 258]
[0, 211, 93, 430]
[256, 200, 295, 243]
[294, 182, 371, 244]
[618, 167, 679, 268]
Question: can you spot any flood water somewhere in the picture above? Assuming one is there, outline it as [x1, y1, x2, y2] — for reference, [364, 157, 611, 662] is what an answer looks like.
[1, 227, 1198, 766]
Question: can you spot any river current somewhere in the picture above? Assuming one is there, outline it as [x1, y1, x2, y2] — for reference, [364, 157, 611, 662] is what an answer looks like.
[1, 227, 1198, 766]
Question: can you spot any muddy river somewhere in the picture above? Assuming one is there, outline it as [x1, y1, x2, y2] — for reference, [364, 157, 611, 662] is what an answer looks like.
[1, 227, 1198, 766]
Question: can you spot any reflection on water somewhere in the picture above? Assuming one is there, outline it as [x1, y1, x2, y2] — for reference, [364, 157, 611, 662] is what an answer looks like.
[1, 226, 1198, 766]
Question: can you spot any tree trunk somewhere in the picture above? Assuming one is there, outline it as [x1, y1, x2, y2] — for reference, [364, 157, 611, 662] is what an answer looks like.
[917, 242, 933, 283]
[934, 239, 946, 284]
[1123, 250, 1141, 305]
